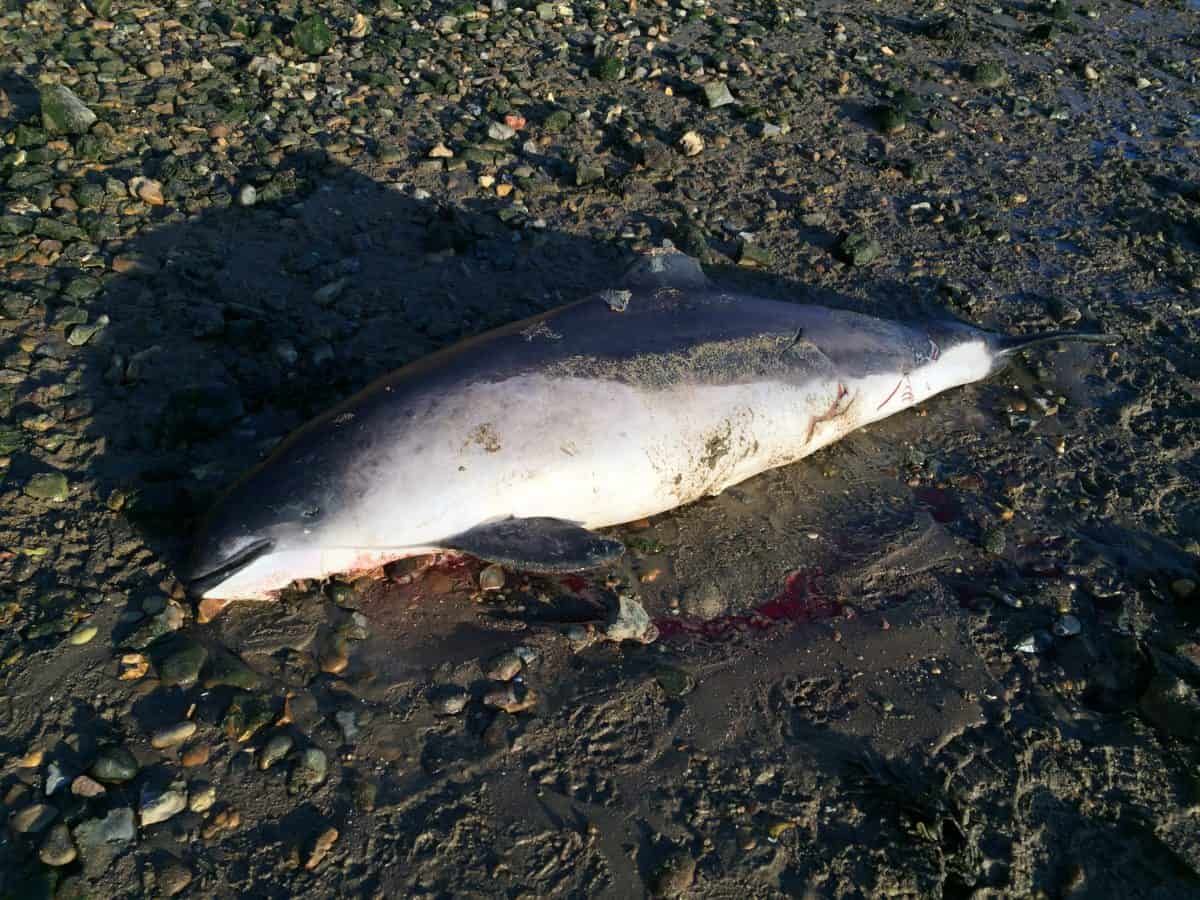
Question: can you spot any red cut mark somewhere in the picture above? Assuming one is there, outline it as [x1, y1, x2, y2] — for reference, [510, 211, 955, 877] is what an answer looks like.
[654, 567, 842, 641]
[929, 339, 940, 361]
[912, 486, 961, 523]
[806, 384, 854, 444]
[877, 373, 914, 411]
[876, 377, 904, 411]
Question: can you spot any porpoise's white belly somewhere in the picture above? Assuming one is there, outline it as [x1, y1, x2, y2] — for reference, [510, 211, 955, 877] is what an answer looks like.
[327, 373, 846, 556]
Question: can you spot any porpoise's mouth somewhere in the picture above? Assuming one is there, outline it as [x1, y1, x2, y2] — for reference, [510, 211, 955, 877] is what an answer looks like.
[185, 538, 275, 597]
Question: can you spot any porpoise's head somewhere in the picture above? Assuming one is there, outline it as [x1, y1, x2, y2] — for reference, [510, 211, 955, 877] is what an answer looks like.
[184, 453, 334, 602]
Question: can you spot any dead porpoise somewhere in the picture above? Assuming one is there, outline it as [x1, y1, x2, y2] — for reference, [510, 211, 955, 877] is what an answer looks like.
[186, 248, 1113, 607]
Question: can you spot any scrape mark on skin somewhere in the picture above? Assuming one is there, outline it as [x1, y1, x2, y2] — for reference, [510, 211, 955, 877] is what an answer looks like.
[465, 423, 502, 453]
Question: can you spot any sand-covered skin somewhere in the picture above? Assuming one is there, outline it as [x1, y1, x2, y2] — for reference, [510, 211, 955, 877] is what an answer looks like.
[1, 0, 1198, 896]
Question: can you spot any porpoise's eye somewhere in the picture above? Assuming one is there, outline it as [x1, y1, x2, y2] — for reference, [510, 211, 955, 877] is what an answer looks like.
[302, 506, 321, 519]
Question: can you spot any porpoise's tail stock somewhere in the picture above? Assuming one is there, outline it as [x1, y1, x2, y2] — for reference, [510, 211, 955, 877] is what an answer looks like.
[993, 329, 1119, 362]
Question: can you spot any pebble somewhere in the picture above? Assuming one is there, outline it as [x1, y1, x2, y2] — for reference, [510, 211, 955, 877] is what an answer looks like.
[45, 763, 70, 796]
[293, 14, 334, 55]
[484, 684, 538, 714]
[604, 594, 659, 644]
[24, 472, 69, 502]
[238, 185, 258, 207]
[306, 826, 339, 870]
[188, 782, 217, 814]
[1014, 631, 1054, 654]
[702, 80, 736, 108]
[181, 744, 210, 768]
[71, 775, 106, 798]
[432, 686, 469, 715]
[260, 733, 294, 770]
[428, 142, 455, 159]
[151, 721, 197, 749]
[39, 823, 77, 866]
[1053, 615, 1082, 638]
[201, 807, 239, 839]
[91, 746, 139, 783]
[40, 84, 97, 135]
[67, 622, 98, 645]
[487, 121, 516, 141]
[971, 62, 1007, 89]
[485, 651, 523, 682]
[677, 130, 704, 157]
[128, 176, 165, 206]
[140, 783, 188, 827]
[159, 641, 208, 687]
[10, 803, 58, 834]
[479, 564, 506, 591]
[289, 748, 328, 794]
[834, 231, 883, 267]
[143, 60, 165, 78]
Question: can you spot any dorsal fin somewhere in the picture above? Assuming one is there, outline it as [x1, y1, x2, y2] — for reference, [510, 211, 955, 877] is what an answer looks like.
[620, 243, 710, 292]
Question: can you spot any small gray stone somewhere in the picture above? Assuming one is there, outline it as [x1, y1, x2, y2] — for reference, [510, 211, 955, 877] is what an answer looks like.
[487, 121, 516, 141]
[45, 762, 70, 796]
[702, 80, 736, 108]
[40, 84, 97, 135]
[604, 594, 658, 644]
[237, 185, 258, 207]
[139, 783, 187, 827]
[91, 746, 139, 784]
[289, 748, 328, 794]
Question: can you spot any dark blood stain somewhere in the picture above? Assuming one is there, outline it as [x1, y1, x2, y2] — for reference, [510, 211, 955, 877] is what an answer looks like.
[559, 574, 588, 593]
[655, 568, 842, 641]
[912, 486, 961, 523]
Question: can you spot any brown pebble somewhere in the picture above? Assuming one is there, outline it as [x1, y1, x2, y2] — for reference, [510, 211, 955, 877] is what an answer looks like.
[70, 775, 106, 798]
[485, 651, 522, 682]
[180, 744, 210, 768]
[16, 749, 43, 768]
[128, 176, 165, 206]
[306, 827, 339, 871]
